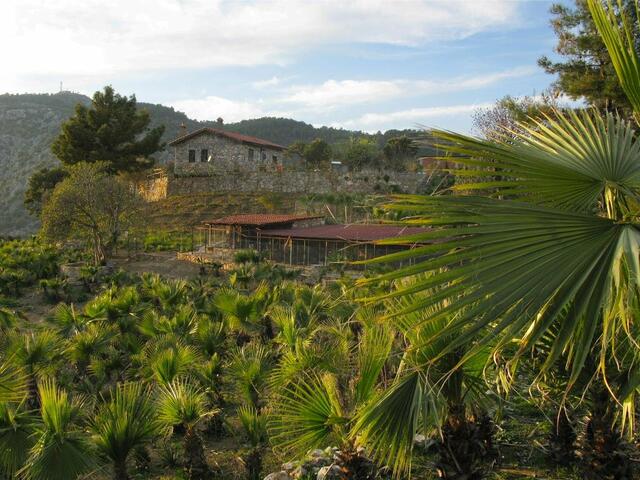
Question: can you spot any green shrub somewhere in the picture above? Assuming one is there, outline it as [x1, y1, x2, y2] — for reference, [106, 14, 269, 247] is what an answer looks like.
[234, 249, 262, 265]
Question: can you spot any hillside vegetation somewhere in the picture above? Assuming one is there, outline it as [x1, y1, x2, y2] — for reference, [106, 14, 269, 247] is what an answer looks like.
[0, 92, 420, 237]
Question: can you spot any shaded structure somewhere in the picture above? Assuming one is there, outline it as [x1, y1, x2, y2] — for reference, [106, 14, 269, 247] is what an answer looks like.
[202, 214, 323, 251]
[198, 214, 428, 267]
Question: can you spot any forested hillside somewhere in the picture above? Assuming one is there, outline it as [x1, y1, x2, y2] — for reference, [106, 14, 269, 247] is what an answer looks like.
[0, 92, 421, 237]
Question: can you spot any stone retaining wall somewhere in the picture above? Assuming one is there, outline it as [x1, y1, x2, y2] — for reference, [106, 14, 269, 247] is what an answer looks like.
[137, 168, 423, 200]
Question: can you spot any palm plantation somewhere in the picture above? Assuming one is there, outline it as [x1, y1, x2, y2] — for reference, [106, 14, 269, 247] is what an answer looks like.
[1, 1, 640, 480]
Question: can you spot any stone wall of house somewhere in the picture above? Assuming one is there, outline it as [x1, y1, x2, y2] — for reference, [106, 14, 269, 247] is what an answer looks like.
[139, 168, 423, 200]
[173, 131, 285, 174]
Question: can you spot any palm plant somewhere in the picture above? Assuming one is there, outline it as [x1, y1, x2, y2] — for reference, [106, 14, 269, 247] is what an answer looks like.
[353, 285, 495, 479]
[84, 286, 144, 336]
[66, 323, 115, 378]
[156, 379, 216, 480]
[213, 288, 260, 342]
[0, 358, 28, 404]
[0, 401, 34, 477]
[4, 331, 62, 408]
[48, 303, 88, 338]
[0, 307, 18, 333]
[140, 275, 189, 313]
[194, 318, 227, 357]
[142, 338, 200, 385]
[139, 304, 201, 338]
[270, 305, 317, 350]
[269, 323, 393, 478]
[91, 382, 160, 480]
[237, 405, 267, 480]
[194, 354, 227, 437]
[227, 342, 273, 411]
[18, 379, 95, 480]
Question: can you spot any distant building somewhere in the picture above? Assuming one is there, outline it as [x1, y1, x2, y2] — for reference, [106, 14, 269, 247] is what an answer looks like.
[169, 127, 298, 175]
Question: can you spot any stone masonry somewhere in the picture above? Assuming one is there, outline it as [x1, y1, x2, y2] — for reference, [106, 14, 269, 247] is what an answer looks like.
[171, 128, 289, 175]
[134, 127, 424, 201]
[137, 168, 423, 200]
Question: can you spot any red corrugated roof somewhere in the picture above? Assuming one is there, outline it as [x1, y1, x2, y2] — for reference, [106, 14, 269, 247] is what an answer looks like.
[262, 224, 429, 242]
[168, 127, 286, 150]
[203, 214, 322, 227]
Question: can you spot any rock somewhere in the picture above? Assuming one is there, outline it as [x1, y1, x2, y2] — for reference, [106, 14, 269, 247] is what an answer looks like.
[281, 462, 296, 472]
[263, 471, 292, 480]
[309, 449, 326, 458]
[316, 465, 345, 480]
[291, 465, 308, 478]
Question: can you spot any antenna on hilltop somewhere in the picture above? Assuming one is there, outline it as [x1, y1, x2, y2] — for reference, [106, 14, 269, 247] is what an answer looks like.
[59, 81, 63, 92]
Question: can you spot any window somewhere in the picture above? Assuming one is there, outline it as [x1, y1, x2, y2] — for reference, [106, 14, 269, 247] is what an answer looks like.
[188, 149, 196, 163]
[262, 152, 266, 161]
[272, 155, 278, 163]
[248, 148, 254, 161]
[200, 149, 208, 162]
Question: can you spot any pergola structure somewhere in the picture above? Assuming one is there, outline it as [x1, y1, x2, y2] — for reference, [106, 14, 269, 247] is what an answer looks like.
[257, 224, 428, 265]
[201, 214, 323, 251]
[198, 214, 428, 267]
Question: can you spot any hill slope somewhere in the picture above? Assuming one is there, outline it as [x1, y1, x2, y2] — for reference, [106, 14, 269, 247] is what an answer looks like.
[0, 91, 421, 236]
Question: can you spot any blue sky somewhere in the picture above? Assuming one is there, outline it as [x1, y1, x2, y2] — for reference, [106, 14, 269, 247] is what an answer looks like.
[2, 0, 566, 133]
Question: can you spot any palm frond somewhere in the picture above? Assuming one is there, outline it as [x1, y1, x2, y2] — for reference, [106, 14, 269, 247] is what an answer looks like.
[269, 373, 346, 458]
[588, 0, 640, 115]
[434, 110, 640, 213]
[0, 402, 35, 477]
[0, 359, 28, 403]
[361, 196, 640, 388]
[91, 382, 160, 465]
[352, 372, 424, 477]
[355, 324, 393, 405]
[156, 379, 212, 431]
[19, 379, 95, 480]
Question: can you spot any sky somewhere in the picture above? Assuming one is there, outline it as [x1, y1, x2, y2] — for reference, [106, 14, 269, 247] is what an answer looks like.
[1, 0, 566, 134]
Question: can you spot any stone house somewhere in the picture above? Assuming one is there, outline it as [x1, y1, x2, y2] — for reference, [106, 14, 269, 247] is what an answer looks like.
[169, 127, 293, 175]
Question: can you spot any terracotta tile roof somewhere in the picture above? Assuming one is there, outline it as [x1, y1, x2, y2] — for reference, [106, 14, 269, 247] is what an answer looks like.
[168, 127, 286, 150]
[262, 224, 430, 242]
[203, 214, 322, 227]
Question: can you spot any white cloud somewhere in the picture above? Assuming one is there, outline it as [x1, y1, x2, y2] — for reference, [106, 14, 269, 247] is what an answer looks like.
[170, 96, 267, 123]
[284, 80, 404, 108]
[252, 76, 282, 89]
[0, 0, 521, 89]
[336, 103, 494, 132]
[282, 67, 534, 108]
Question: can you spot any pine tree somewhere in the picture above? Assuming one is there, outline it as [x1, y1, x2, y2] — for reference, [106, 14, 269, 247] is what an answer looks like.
[538, 0, 636, 116]
[51, 86, 165, 173]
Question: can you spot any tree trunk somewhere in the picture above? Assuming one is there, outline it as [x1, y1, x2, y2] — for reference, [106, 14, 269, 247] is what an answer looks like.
[436, 405, 494, 480]
[548, 407, 576, 466]
[243, 448, 263, 480]
[113, 458, 129, 480]
[581, 385, 634, 480]
[92, 231, 106, 266]
[183, 427, 210, 480]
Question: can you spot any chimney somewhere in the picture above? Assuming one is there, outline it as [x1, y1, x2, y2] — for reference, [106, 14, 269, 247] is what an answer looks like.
[179, 122, 188, 137]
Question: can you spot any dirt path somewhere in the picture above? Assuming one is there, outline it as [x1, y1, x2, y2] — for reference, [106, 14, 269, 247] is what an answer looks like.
[111, 251, 201, 279]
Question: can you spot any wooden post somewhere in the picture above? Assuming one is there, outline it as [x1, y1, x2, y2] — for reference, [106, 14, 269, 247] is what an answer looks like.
[289, 238, 293, 265]
[325, 240, 328, 266]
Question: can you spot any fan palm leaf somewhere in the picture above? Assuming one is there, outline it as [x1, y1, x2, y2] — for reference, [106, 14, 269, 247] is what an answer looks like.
[0, 359, 28, 403]
[269, 372, 347, 457]
[91, 382, 160, 480]
[0, 401, 35, 477]
[18, 379, 95, 480]
[359, 109, 640, 396]
[588, 0, 640, 116]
